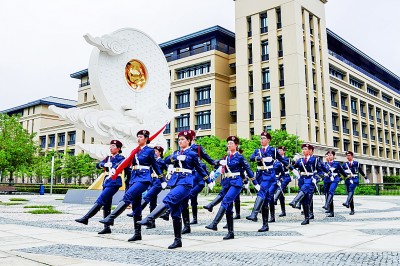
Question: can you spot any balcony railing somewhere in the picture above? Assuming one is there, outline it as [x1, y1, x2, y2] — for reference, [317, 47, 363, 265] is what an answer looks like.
[331, 101, 338, 108]
[68, 140, 75, 145]
[195, 124, 211, 130]
[48, 142, 55, 148]
[175, 126, 190, 132]
[361, 112, 366, 118]
[377, 118, 382, 123]
[261, 54, 269, 61]
[333, 125, 339, 131]
[263, 112, 271, 119]
[341, 105, 348, 111]
[384, 121, 388, 126]
[260, 26, 268, 33]
[351, 109, 358, 115]
[371, 136, 376, 141]
[262, 83, 270, 90]
[58, 142, 65, 147]
[195, 98, 211, 106]
[175, 102, 190, 109]
[166, 44, 235, 62]
[353, 131, 359, 137]
[343, 128, 350, 134]
[362, 133, 368, 139]
[163, 128, 170, 134]
[369, 115, 374, 121]
[79, 81, 90, 88]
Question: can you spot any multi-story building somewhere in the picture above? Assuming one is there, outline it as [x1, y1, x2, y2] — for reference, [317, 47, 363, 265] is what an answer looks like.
[2, 0, 399, 182]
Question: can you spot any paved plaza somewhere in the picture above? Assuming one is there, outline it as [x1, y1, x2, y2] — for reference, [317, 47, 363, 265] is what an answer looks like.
[0, 193, 400, 265]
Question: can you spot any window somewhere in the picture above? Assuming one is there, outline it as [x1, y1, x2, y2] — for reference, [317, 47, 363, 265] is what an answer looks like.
[265, 125, 272, 132]
[349, 76, 363, 89]
[249, 71, 254, 92]
[276, 8, 282, 28]
[277, 36, 283, 57]
[382, 94, 392, 103]
[176, 90, 190, 109]
[48, 135, 55, 147]
[351, 98, 357, 114]
[263, 96, 271, 119]
[84, 93, 88, 102]
[195, 110, 211, 130]
[332, 115, 339, 131]
[176, 113, 190, 131]
[261, 41, 269, 61]
[249, 99, 254, 121]
[176, 62, 210, 79]
[329, 67, 345, 80]
[333, 137, 340, 148]
[247, 17, 252, 37]
[354, 142, 359, 153]
[58, 133, 65, 146]
[248, 44, 253, 64]
[362, 145, 368, 155]
[68, 131, 76, 145]
[279, 64, 284, 86]
[262, 68, 270, 89]
[395, 100, 400, 109]
[230, 87, 236, 99]
[367, 86, 378, 97]
[168, 93, 171, 108]
[164, 124, 171, 134]
[342, 117, 349, 134]
[260, 13, 268, 33]
[40, 136, 46, 148]
[343, 140, 349, 152]
[341, 94, 348, 111]
[331, 90, 338, 107]
[352, 120, 359, 136]
[280, 94, 286, 117]
[195, 86, 211, 106]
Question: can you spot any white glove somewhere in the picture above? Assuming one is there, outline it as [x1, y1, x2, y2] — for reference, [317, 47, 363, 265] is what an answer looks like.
[365, 178, 370, 184]
[109, 168, 116, 176]
[312, 178, 317, 184]
[210, 170, 215, 180]
[263, 157, 273, 162]
[244, 183, 249, 190]
[104, 162, 112, 168]
[161, 182, 167, 189]
[208, 181, 215, 190]
[167, 164, 174, 174]
[219, 160, 227, 166]
[330, 176, 334, 182]
[177, 155, 186, 161]
[255, 184, 261, 191]
[345, 169, 352, 174]
[293, 153, 301, 161]
[277, 180, 281, 187]
[330, 167, 336, 172]
[350, 179, 354, 184]
[292, 169, 300, 179]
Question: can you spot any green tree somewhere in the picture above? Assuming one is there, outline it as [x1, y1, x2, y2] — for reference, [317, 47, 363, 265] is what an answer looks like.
[268, 129, 303, 158]
[0, 114, 38, 184]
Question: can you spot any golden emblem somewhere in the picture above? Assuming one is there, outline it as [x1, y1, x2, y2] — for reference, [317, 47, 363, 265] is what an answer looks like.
[125, 59, 147, 91]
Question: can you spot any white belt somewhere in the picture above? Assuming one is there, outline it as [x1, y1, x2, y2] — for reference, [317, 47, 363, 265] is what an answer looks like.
[284, 171, 290, 175]
[132, 165, 150, 170]
[174, 168, 192, 174]
[300, 172, 314, 176]
[348, 174, 358, 177]
[257, 166, 273, 170]
[225, 172, 241, 178]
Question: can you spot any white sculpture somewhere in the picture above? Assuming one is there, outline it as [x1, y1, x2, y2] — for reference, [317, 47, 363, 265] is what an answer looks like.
[50, 28, 176, 159]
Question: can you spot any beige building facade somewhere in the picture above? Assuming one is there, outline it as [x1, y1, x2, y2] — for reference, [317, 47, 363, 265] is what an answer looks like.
[3, 0, 399, 182]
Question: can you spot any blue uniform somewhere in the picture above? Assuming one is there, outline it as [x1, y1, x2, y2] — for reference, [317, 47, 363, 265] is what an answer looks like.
[275, 157, 292, 193]
[342, 161, 366, 193]
[250, 146, 291, 203]
[122, 146, 163, 217]
[95, 154, 131, 212]
[143, 157, 167, 211]
[163, 148, 209, 219]
[323, 161, 346, 196]
[219, 152, 255, 214]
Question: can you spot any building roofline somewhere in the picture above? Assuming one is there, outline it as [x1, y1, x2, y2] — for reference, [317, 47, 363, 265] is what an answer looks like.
[70, 69, 88, 79]
[159, 25, 235, 48]
[1, 96, 77, 114]
[327, 28, 400, 81]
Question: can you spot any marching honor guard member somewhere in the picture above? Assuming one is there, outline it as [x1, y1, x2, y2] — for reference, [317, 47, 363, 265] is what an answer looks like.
[247, 132, 294, 232]
[289, 144, 330, 225]
[342, 151, 369, 215]
[322, 150, 347, 217]
[137, 130, 212, 249]
[127, 146, 167, 229]
[75, 140, 131, 234]
[99, 130, 165, 242]
[205, 136, 256, 240]
[272, 146, 293, 219]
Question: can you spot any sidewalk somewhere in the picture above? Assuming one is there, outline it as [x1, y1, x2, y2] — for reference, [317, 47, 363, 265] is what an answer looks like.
[1, 193, 400, 265]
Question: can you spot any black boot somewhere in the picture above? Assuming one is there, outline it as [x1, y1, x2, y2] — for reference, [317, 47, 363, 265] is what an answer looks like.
[137, 203, 167, 226]
[327, 200, 334, 217]
[233, 200, 241, 219]
[99, 201, 129, 226]
[289, 191, 305, 209]
[274, 189, 282, 205]
[349, 199, 355, 215]
[203, 194, 223, 212]
[342, 192, 354, 208]
[181, 206, 191, 234]
[297, 202, 302, 210]
[190, 205, 198, 224]
[128, 216, 142, 241]
[146, 205, 156, 229]
[246, 196, 264, 222]
[98, 209, 112, 234]
[127, 199, 147, 218]
[278, 194, 286, 217]
[159, 209, 170, 221]
[268, 202, 275, 223]
[301, 203, 310, 225]
[75, 203, 102, 225]
[323, 194, 333, 210]
[258, 204, 269, 232]
[223, 212, 234, 240]
[205, 206, 226, 231]
[309, 200, 314, 220]
[168, 218, 182, 249]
